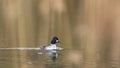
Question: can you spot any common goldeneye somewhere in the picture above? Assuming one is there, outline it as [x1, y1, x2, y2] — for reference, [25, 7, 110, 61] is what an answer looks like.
[40, 36, 63, 61]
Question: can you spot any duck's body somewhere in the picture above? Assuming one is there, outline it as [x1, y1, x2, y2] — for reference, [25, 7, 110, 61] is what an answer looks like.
[40, 36, 63, 61]
[44, 44, 63, 51]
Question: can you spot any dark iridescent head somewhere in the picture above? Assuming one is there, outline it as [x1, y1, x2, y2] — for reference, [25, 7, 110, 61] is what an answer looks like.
[51, 36, 60, 44]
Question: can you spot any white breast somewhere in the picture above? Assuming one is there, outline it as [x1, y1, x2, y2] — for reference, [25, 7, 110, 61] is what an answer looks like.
[45, 44, 57, 50]
[44, 44, 64, 51]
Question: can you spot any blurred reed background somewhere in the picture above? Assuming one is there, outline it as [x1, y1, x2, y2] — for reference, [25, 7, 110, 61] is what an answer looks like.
[0, 0, 120, 68]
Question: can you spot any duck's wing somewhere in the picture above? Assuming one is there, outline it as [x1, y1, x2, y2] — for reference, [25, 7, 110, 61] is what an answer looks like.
[37, 44, 51, 55]
[39, 44, 50, 50]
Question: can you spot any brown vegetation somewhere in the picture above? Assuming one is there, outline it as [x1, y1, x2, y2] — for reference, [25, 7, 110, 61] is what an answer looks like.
[0, 0, 120, 68]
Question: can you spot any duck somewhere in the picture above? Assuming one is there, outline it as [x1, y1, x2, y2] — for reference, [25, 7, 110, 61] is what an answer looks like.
[40, 36, 63, 61]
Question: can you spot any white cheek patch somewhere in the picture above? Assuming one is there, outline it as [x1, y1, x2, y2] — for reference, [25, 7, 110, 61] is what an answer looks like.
[56, 40, 59, 42]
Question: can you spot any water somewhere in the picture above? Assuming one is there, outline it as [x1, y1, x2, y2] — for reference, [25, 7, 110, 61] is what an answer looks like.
[0, 50, 65, 68]
[0, 50, 119, 68]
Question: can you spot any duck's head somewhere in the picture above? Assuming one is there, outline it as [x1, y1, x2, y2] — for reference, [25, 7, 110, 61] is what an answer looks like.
[51, 36, 60, 44]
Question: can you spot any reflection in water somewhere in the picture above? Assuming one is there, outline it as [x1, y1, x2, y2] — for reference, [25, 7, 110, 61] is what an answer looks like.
[29, 50, 65, 68]
[0, 50, 64, 68]
[0, 50, 120, 68]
